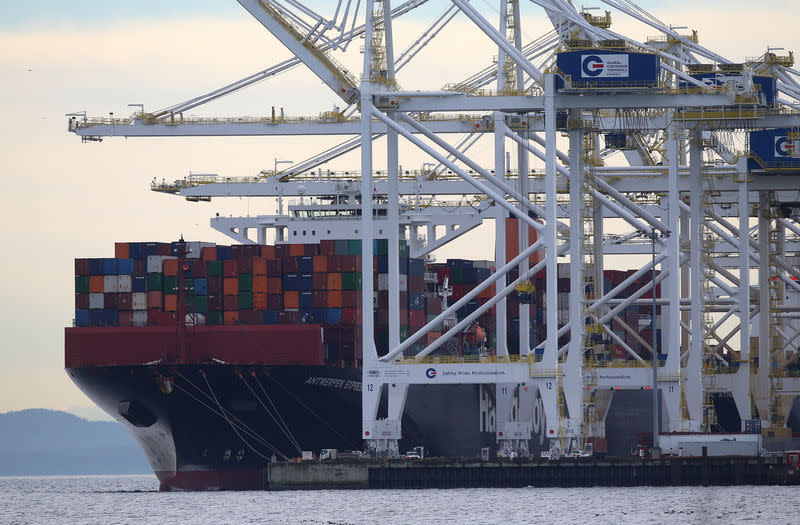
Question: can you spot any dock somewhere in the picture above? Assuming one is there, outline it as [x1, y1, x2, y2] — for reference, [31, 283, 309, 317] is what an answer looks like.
[266, 456, 797, 490]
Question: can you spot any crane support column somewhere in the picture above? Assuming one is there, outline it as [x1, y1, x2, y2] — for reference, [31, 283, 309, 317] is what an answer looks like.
[733, 160, 752, 430]
[686, 131, 704, 431]
[756, 191, 772, 427]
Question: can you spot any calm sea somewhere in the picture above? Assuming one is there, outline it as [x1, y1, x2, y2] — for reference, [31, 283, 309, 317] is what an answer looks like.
[0, 475, 797, 524]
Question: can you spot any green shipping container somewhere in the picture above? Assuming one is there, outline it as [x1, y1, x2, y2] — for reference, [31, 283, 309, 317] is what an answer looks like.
[147, 272, 163, 291]
[400, 325, 408, 342]
[239, 292, 253, 310]
[376, 239, 388, 256]
[399, 240, 409, 258]
[238, 273, 253, 292]
[75, 276, 90, 294]
[164, 276, 178, 294]
[207, 311, 224, 325]
[342, 272, 362, 290]
[191, 295, 209, 313]
[206, 260, 222, 276]
[347, 239, 362, 255]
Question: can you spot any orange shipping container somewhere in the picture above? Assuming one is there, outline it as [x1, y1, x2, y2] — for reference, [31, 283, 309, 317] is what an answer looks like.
[224, 311, 239, 324]
[267, 277, 282, 294]
[478, 285, 495, 301]
[252, 257, 267, 276]
[164, 294, 178, 312]
[427, 331, 441, 345]
[89, 276, 105, 293]
[327, 290, 343, 308]
[163, 259, 179, 277]
[261, 245, 276, 259]
[202, 246, 217, 261]
[253, 275, 268, 293]
[327, 273, 342, 290]
[253, 293, 268, 311]
[313, 256, 328, 273]
[224, 277, 239, 295]
[505, 217, 543, 264]
[289, 244, 305, 256]
[284, 291, 299, 309]
[115, 242, 129, 259]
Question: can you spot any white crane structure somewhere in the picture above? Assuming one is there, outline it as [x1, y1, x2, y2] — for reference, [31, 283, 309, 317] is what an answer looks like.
[68, 0, 800, 458]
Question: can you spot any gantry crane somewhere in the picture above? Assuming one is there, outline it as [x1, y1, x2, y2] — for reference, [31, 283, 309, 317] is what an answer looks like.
[68, 0, 800, 457]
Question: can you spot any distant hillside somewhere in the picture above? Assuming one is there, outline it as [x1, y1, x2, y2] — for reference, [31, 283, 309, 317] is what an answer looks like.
[0, 409, 151, 475]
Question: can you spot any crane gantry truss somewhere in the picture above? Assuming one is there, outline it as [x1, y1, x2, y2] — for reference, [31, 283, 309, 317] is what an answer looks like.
[69, 0, 800, 457]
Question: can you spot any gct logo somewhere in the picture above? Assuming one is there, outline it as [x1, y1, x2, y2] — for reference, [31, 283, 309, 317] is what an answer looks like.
[425, 368, 437, 379]
[775, 136, 794, 157]
[581, 55, 605, 77]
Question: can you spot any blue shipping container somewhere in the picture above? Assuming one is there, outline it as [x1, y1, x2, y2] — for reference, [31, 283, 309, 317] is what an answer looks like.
[263, 311, 279, 324]
[194, 278, 208, 296]
[116, 258, 135, 275]
[75, 309, 89, 327]
[298, 274, 314, 291]
[408, 292, 425, 311]
[217, 246, 232, 261]
[556, 50, 660, 89]
[133, 276, 147, 293]
[89, 309, 104, 326]
[102, 258, 117, 275]
[408, 258, 425, 275]
[327, 308, 343, 325]
[283, 273, 299, 291]
[89, 258, 105, 276]
[299, 291, 314, 309]
[298, 256, 314, 273]
[749, 128, 800, 172]
[300, 308, 325, 324]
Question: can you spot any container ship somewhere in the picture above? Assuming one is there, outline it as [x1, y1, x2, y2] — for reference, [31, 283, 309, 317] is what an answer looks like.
[67, 208, 718, 490]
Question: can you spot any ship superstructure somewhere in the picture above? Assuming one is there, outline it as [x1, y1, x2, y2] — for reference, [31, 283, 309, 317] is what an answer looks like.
[67, 0, 800, 487]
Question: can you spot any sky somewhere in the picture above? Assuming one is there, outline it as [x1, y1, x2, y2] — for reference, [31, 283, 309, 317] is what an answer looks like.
[0, 1, 797, 419]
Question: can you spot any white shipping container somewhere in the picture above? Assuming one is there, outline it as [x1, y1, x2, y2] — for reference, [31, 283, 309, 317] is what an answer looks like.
[146, 255, 176, 273]
[133, 310, 148, 326]
[103, 275, 119, 293]
[378, 274, 408, 291]
[132, 292, 147, 311]
[187, 241, 216, 259]
[557, 263, 570, 279]
[89, 293, 104, 309]
[472, 260, 494, 269]
[117, 275, 132, 293]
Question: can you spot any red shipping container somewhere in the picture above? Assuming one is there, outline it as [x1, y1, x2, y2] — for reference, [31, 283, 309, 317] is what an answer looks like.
[116, 293, 132, 310]
[274, 244, 287, 259]
[252, 257, 267, 276]
[75, 259, 90, 276]
[75, 293, 89, 309]
[224, 311, 239, 324]
[223, 295, 238, 311]
[208, 294, 222, 311]
[239, 310, 262, 325]
[313, 291, 328, 308]
[147, 291, 163, 308]
[202, 246, 217, 261]
[505, 217, 543, 265]
[207, 276, 223, 294]
[115, 243, 130, 259]
[267, 277, 282, 294]
[164, 294, 178, 312]
[253, 293, 267, 311]
[342, 308, 358, 324]
[261, 245, 276, 259]
[327, 273, 342, 290]
[283, 257, 299, 273]
[342, 290, 359, 308]
[408, 274, 424, 293]
[289, 244, 305, 257]
[327, 255, 341, 272]
[156, 243, 172, 256]
[266, 260, 282, 277]
[253, 275, 268, 293]
[313, 256, 328, 273]
[320, 239, 336, 256]
[118, 310, 133, 327]
[223, 278, 238, 295]
[377, 308, 389, 325]
[313, 273, 327, 290]
[279, 310, 301, 324]
[284, 291, 299, 309]
[267, 294, 283, 311]
[103, 293, 117, 309]
[340, 255, 359, 272]
[231, 245, 245, 259]
[89, 276, 104, 293]
[223, 260, 238, 277]
[236, 257, 253, 274]
[163, 259, 178, 277]
[192, 260, 207, 278]
[304, 244, 318, 256]
[134, 259, 146, 277]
